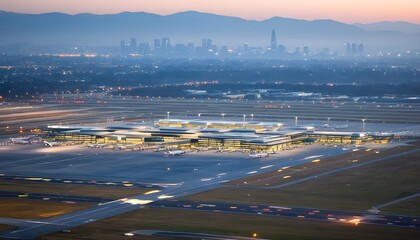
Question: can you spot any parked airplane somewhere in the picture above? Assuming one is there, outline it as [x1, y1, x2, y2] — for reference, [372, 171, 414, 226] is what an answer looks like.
[248, 152, 270, 158]
[43, 141, 61, 147]
[165, 150, 186, 156]
[114, 145, 127, 150]
[9, 137, 31, 144]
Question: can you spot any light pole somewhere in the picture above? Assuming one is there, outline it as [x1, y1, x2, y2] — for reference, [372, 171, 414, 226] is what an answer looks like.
[251, 114, 254, 122]
[221, 113, 225, 121]
[295, 116, 298, 126]
[362, 118, 366, 132]
[198, 113, 201, 118]
[167, 111, 170, 119]
[243, 114, 247, 123]
[327, 117, 331, 126]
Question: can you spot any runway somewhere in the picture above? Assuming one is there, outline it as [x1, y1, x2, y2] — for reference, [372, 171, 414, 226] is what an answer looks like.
[130, 229, 268, 239]
[0, 191, 113, 204]
[0, 145, 418, 239]
[151, 200, 420, 229]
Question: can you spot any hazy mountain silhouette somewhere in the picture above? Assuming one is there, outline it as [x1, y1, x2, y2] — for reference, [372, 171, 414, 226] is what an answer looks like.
[0, 10, 418, 50]
[354, 21, 420, 34]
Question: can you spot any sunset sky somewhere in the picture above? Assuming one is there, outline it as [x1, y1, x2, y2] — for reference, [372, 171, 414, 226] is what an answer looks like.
[1, 0, 419, 24]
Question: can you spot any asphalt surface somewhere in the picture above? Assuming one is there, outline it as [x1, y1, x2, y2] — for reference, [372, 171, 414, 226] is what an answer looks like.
[0, 145, 418, 239]
[0, 145, 353, 239]
[131, 229, 268, 239]
[231, 148, 420, 189]
[2, 97, 420, 135]
[0, 174, 162, 189]
[0, 144, 346, 184]
[151, 200, 420, 229]
[0, 191, 113, 204]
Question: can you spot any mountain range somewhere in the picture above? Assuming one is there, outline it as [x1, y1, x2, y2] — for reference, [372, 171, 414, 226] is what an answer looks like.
[0, 10, 419, 51]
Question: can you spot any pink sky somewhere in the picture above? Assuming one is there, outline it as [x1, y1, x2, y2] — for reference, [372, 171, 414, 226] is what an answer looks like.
[1, 0, 419, 24]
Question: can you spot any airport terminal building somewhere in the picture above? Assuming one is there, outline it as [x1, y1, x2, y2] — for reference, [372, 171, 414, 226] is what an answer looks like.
[46, 119, 391, 152]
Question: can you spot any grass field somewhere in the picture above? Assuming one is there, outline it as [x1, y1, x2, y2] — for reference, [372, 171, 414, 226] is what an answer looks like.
[43, 208, 420, 240]
[227, 143, 415, 187]
[186, 143, 420, 213]
[0, 199, 93, 219]
[382, 196, 420, 216]
[0, 181, 150, 199]
[0, 224, 14, 231]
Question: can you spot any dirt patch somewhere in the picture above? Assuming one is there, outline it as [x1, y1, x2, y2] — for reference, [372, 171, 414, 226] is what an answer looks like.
[0, 198, 93, 219]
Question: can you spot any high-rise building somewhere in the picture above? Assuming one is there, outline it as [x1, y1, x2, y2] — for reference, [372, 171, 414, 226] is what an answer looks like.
[162, 38, 170, 49]
[130, 38, 137, 53]
[358, 44, 364, 54]
[303, 46, 309, 56]
[202, 39, 212, 50]
[351, 43, 357, 54]
[138, 42, 150, 54]
[346, 43, 351, 55]
[243, 43, 248, 54]
[270, 29, 277, 50]
[120, 40, 127, 55]
[154, 39, 161, 51]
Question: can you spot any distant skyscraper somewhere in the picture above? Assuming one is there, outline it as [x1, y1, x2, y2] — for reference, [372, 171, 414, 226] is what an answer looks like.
[162, 38, 170, 49]
[138, 42, 150, 54]
[154, 39, 161, 51]
[303, 46, 309, 56]
[346, 43, 351, 55]
[202, 39, 212, 50]
[270, 29, 277, 50]
[120, 40, 126, 54]
[130, 38, 137, 53]
[358, 44, 364, 54]
[243, 43, 248, 54]
[351, 43, 357, 54]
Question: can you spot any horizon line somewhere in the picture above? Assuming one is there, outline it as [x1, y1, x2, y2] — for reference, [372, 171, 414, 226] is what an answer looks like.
[1, 9, 419, 25]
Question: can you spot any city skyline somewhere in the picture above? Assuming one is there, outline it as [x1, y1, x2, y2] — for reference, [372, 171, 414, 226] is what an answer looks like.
[1, 0, 420, 24]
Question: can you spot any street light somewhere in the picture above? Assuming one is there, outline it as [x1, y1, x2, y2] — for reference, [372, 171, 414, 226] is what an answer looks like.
[221, 113, 225, 121]
[167, 111, 170, 119]
[198, 113, 201, 118]
[243, 114, 247, 123]
[327, 117, 331, 126]
[251, 114, 254, 122]
[295, 116, 298, 126]
[362, 118, 366, 132]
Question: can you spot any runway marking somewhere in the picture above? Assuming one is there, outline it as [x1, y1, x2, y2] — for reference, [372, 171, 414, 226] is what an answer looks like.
[303, 155, 323, 160]
[0, 154, 58, 166]
[260, 165, 274, 169]
[3, 154, 98, 170]
[200, 178, 213, 182]
[8, 205, 113, 234]
[247, 171, 258, 174]
[144, 190, 161, 195]
[5, 146, 415, 238]
[98, 199, 124, 206]
[157, 195, 174, 199]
